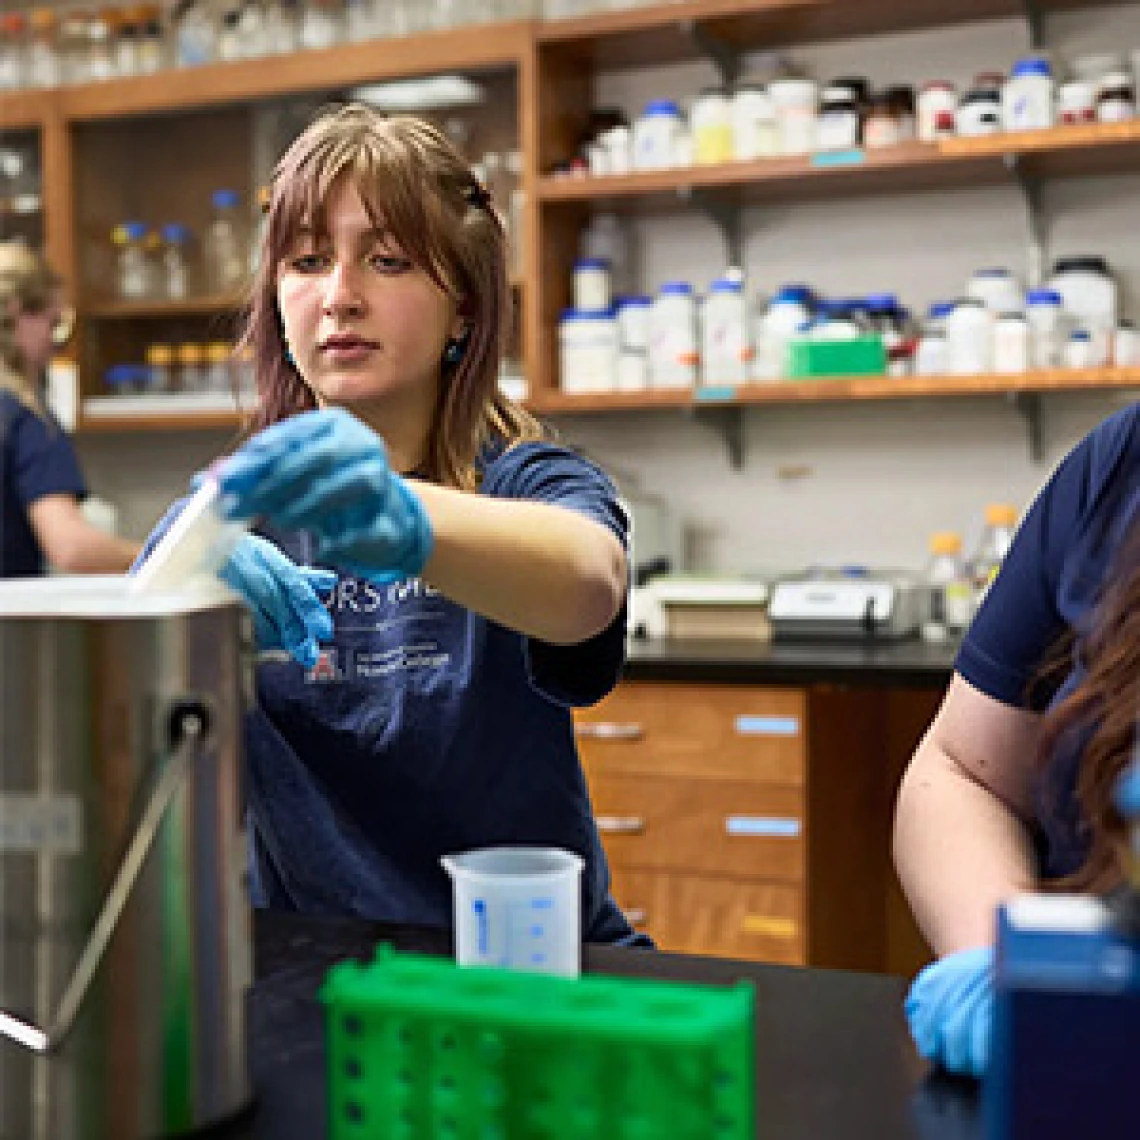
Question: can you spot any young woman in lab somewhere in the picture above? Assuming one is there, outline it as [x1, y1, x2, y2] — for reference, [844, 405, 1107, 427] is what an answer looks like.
[895, 402, 1140, 1077]
[0, 241, 139, 576]
[139, 104, 645, 944]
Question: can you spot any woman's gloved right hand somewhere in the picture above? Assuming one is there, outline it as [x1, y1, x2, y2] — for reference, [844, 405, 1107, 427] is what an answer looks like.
[904, 945, 994, 1079]
[219, 534, 336, 668]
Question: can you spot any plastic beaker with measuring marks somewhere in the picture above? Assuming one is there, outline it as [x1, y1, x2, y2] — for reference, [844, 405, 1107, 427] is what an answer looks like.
[441, 846, 584, 978]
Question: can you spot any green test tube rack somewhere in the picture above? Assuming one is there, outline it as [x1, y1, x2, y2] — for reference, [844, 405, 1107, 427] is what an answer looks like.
[321, 944, 755, 1140]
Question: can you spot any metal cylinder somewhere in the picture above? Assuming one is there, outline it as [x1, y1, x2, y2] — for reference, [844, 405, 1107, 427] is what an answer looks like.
[0, 577, 252, 1139]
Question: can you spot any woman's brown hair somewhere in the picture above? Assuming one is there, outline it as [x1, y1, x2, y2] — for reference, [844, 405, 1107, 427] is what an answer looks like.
[1035, 522, 1140, 892]
[240, 102, 544, 489]
[0, 240, 61, 414]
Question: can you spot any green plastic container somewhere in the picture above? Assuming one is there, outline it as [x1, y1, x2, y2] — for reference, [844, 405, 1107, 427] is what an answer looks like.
[320, 944, 754, 1140]
[785, 335, 887, 378]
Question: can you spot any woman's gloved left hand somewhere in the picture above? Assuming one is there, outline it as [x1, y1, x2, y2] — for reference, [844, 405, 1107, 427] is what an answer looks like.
[905, 945, 994, 1079]
[216, 408, 433, 584]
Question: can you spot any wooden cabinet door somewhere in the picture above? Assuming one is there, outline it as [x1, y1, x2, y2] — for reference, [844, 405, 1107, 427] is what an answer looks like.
[609, 867, 805, 966]
[589, 772, 804, 883]
[576, 682, 805, 786]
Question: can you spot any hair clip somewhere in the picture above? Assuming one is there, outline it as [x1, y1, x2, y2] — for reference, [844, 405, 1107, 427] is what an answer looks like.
[464, 179, 492, 209]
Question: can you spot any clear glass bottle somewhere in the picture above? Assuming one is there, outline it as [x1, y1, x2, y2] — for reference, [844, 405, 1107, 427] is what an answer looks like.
[27, 9, 62, 87]
[115, 8, 141, 76]
[173, 0, 216, 66]
[86, 11, 115, 80]
[137, 5, 166, 72]
[0, 12, 28, 90]
[113, 221, 151, 299]
[264, 0, 300, 53]
[58, 10, 91, 84]
[160, 223, 191, 299]
[204, 189, 247, 295]
[921, 531, 974, 642]
[969, 503, 1018, 601]
[299, 0, 341, 50]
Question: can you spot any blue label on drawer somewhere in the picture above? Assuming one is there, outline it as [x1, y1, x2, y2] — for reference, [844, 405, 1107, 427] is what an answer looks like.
[726, 816, 801, 838]
[694, 385, 737, 403]
[811, 148, 865, 168]
[735, 715, 800, 737]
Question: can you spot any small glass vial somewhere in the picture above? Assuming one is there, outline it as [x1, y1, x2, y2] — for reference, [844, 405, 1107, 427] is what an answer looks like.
[145, 343, 175, 392]
[205, 342, 234, 393]
[1025, 288, 1068, 370]
[177, 342, 206, 392]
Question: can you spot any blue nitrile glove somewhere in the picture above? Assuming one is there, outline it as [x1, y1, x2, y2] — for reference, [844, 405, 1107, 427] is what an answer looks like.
[905, 945, 994, 1079]
[220, 534, 336, 669]
[215, 408, 433, 584]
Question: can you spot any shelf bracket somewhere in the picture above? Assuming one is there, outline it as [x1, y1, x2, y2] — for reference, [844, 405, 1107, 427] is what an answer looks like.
[1009, 391, 1044, 462]
[679, 185, 743, 268]
[688, 403, 745, 469]
[678, 19, 741, 87]
[1004, 153, 1047, 288]
[1019, 0, 1044, 49]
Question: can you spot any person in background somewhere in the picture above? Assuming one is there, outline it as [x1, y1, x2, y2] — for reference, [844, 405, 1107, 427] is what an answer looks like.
[137, 104, 646, 945]
[0, 241, 139, 576]
[894, 402, 1140, 1077]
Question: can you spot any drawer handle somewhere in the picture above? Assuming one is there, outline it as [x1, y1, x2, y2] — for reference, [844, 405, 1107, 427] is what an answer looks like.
[576, 722, 644, 741]
[624, 908, 648, 927]
[596, 815, 646, 835]
[741, 914, 797, 940]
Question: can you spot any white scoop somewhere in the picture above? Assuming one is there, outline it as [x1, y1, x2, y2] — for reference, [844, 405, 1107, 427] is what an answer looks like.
[129, 478, 248, 596]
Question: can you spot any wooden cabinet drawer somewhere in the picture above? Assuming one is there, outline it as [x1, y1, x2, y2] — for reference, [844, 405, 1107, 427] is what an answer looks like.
[589, 773, 804, 883]
[575, 682, 805, 786]
[609, 867, 804, 966]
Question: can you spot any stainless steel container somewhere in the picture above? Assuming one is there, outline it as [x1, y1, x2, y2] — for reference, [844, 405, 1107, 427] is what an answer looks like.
[0, 577, 252, 1139]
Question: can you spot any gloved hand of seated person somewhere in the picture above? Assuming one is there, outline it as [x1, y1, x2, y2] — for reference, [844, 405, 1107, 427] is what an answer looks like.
[904, 944, 994, 1079]
[220, 534, 336, 669]
[215, 408, 433, 584]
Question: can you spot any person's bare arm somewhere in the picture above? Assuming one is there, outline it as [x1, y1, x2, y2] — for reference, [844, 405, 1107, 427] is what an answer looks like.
[28, 494, 140, 573]
[893, 672, 1042, 956]
[414, 481, 626, 646]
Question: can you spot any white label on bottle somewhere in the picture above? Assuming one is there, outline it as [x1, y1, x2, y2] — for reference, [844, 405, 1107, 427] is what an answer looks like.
[0, 794, 83, 853]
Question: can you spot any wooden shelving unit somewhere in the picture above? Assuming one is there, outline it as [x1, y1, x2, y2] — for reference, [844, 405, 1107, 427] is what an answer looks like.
[529, 367, 1140, 415]
[3, 1, 1139, 431]
[536, 122, 1140, 210]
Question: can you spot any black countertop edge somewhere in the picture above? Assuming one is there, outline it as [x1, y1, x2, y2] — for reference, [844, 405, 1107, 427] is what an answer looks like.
[622, 635, 959, 687]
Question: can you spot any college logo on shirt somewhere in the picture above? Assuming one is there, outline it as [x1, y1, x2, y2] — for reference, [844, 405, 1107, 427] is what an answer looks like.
[305, 647, 342, 683]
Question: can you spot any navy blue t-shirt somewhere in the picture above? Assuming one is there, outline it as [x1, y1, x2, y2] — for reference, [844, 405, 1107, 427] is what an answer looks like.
[0, 391, 86, 577]
[141, 439, 643, 944]
[956, 402, 1140, 877]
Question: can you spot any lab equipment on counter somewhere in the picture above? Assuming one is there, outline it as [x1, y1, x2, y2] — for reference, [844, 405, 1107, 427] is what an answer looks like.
[321, 943, 754, 1140]
[635, 576, 770, 642]
[0, 575, 251, 1138]
[769, 568, 921, 641]
[441, 846, 583, 977]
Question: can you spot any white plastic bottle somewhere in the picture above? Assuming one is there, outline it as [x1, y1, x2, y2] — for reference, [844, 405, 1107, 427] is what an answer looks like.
[204, 189, 247, 295]
[1002, 57, 1055, 132]
[700, 276, 751, 386]
[921, 532, 974, 642]
[648, 282, 698, 389]
[753, 285, 813, 380]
